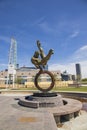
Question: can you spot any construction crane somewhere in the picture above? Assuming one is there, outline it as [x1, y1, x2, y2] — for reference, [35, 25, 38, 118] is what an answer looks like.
[6, 38, 17, 88]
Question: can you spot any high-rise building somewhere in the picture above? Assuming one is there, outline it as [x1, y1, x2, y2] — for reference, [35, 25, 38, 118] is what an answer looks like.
[75, 63, 82, 81]
[61, 70, 70, 81]
[72, 75, 76, 81]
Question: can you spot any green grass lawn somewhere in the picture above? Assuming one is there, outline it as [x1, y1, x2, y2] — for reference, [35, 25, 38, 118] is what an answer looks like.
[53, 86, 87, 92]
[11, 86, 87, 92]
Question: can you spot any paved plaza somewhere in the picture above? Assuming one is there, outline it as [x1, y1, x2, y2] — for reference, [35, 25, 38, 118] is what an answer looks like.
[0, 94, 87, 130]
[0, 95, 57, 130]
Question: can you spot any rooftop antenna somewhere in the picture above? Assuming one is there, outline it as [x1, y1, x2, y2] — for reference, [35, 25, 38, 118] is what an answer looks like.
[6, 38, 17, 89]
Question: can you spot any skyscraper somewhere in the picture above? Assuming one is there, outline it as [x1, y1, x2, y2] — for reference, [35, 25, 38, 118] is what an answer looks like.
[75, 63, 82, 81]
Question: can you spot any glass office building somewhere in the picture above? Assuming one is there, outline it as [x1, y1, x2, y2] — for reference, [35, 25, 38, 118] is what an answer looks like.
[75, 63, 82, 81]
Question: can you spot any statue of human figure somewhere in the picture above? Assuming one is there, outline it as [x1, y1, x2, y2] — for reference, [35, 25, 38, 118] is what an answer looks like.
[37, 40, 45, 59]
[31, 40, 54, 70]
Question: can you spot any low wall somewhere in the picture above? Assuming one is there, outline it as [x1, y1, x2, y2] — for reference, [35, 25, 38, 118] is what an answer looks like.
[25, 81, 74, 88]
[0, 81, 74, 88]
[55, 80, 74, 87]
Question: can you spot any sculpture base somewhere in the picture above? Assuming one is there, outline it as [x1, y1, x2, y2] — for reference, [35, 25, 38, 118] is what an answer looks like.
[31, 92, 57, 97]
[19, 92, 63, 108]
[18, 92, 82, 124]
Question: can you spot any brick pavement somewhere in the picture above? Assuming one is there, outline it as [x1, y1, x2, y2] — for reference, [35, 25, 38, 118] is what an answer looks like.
[0, 95, 58, 130]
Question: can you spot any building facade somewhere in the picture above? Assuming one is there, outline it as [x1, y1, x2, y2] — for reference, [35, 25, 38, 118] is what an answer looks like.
[61, 71, 70, 81]
[0, 66, 61, 86]
[75, 63, 82, 81]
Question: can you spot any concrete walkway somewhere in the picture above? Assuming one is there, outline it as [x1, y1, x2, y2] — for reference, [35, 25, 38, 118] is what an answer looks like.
[0, 95, 57, 130]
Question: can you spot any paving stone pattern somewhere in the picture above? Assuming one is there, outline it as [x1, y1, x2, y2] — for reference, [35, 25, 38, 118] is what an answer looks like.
[0, 95, 58, 130]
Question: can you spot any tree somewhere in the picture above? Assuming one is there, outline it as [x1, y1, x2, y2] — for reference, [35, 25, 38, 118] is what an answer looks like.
[15, 77, 24, 84]
[82, 78, 87, 82]
[31, 76, 35, 82]
[81, 78, 87, 84]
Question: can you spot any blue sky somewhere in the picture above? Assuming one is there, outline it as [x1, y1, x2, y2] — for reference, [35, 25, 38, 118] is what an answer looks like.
[0, 0, 87, 78]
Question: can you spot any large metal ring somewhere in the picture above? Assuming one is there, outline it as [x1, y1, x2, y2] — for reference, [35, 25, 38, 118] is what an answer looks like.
[34, 70, 55, 92]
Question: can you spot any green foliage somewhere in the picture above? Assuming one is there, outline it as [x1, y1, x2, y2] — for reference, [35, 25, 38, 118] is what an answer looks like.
[82, 78, 87, 82]
[16, 86, 87, 92]
[15, 77, 24, 84]
[53, 86, 87, 92]
[31, 76, 35, 82]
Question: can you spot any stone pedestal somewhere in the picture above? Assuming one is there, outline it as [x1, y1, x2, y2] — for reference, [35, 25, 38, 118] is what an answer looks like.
[19, 92, 63, 108]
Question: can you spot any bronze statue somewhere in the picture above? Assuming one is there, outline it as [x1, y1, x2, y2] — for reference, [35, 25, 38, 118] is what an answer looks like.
[31, 40, 55, 92]
[31, 40, 54, 70]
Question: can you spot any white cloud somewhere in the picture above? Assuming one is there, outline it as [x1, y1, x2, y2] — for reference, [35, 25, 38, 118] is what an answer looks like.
[49, 45, 87, 78]
[70, 31, 79, 38]
[80, 45, 87, 50]
[0, 36, 10, 43]
[31, 16, 45, 26]
[60, 30, 80, 47]
[80, 60, 87, 78]
[38, 20, 59, 35]
[73, 45, 87, 61]
[49, 63, 76, 75]
[39, 21, 53, 33]
[0, 63, 8, 71]
[0, 63, 7, 66]
[49, 61, 87, 78]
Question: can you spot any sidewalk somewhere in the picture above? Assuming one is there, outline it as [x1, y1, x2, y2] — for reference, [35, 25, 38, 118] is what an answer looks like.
[0, 95, 57, 130]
